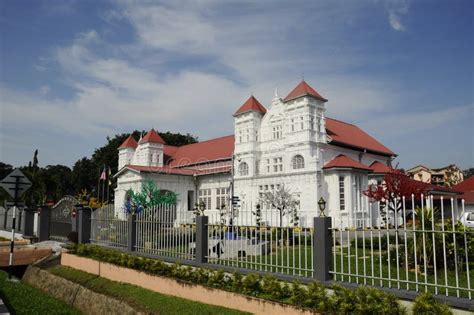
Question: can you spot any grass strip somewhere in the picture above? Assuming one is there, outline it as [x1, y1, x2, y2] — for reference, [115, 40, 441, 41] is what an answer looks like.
[50, 266, 249, 315]
[0, 270, 81, 315]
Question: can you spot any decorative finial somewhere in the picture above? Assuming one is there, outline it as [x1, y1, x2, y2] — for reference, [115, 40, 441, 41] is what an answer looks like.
[274, 87, 278, 98]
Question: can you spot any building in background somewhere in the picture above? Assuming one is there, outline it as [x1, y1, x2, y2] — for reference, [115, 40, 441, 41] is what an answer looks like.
[406, 164, 464, 187]
[114, 80, 397, 227]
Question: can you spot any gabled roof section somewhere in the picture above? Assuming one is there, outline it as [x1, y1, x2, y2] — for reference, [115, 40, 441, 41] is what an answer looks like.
[139, 128, 165, 144]
[283, 80, 328, 103]
[167, 135, 234, 168]
[453, 176, 474, 203]
[233, 96, 267, 116]
[323, 154, 372, 171]
[453, 176, 474, 192]
[406, 165, 432, 173]
[326, 118, 396, 156]
[369, 161, 392, 174]
[118, 135, 138, 150]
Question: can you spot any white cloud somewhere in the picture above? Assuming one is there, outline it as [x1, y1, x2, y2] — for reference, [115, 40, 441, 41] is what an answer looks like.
[0, 0, 422, 166]
[384, 0, 410, 31]
[389, 12, 405, 31]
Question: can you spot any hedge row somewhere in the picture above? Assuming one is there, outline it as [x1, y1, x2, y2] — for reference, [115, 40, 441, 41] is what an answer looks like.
[69, 244, 452, 315]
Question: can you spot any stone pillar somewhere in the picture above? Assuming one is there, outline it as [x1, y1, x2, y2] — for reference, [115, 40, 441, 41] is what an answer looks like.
[313, 216, 332, 282]
[38, 206, 50, 242]
[128, 214, 137, 252]
[23, 208, 36, 237]
[78, 206, 91, 244]
[196, 216, 209, 264]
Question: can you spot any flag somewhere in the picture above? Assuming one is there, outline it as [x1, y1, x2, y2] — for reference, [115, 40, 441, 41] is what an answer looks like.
[108, 167, 112, 186]
[100, 168, 106, 180]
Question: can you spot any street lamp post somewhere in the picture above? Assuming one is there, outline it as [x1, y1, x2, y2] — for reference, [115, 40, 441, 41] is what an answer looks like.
[318, 197, 326, 217]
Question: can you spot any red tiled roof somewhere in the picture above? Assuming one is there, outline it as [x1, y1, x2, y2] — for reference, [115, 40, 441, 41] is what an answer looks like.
[167, 135, 234, 167]
[283, 80, 328, 103]
[326, 118, 395, 156]
[369, 161, 392, 174]
[139, 129, 165, 144]
[126, 165, 196, 175]
[118, 135, 138, 149]
[233, 96, 267, 116]
[323, 154, 372, 171]
[453, 176, 474, 204]
[123, 164, 232, 176]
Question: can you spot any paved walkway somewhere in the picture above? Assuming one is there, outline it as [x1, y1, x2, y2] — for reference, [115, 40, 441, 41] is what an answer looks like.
[0, 297, 9, 314]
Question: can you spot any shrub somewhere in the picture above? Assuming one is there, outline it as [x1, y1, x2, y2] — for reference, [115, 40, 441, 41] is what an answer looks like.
[69, 244, 410, 314]
[412, 292, 453, 315]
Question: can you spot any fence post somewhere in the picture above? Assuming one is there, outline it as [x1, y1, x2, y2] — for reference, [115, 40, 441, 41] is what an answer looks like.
[38, 206, 50, 242]
[196, 216, 208, 264]
[78, 206, 91, 244]
[128, 213, 137, 252]
[313, 216, 332, 282]
[23, 208, 36, 237]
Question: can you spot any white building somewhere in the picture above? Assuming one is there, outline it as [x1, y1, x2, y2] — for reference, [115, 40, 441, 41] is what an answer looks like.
[114, 80, 396, 227]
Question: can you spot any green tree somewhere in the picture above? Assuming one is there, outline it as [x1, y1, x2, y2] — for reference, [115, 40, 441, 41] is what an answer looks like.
[42, 165, 73, 202]
[463, 167, 474, 180]
[72, 157, 98, 194]
[124, 180, 177, 214]
[21, 150, 46, 207]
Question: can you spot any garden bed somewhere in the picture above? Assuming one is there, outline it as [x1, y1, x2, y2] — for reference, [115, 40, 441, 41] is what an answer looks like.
[62, 244, 427, 315]
[61, 251, 313, 315]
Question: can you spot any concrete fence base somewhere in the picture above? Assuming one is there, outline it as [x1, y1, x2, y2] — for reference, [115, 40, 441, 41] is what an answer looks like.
[61, 252, 313, 315]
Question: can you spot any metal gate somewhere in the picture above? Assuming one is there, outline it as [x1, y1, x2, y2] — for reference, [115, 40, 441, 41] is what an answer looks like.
[49, 196, 78, 241]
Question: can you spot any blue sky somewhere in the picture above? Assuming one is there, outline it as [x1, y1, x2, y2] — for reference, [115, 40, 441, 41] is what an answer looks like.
[0, 0, 473, 169]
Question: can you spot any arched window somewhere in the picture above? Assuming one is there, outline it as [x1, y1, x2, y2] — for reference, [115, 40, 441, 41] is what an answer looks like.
[238, 162, 249, 176]
[292, 155, 305, 169]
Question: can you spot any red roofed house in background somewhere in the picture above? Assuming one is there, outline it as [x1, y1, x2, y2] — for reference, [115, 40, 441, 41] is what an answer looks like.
[115, 80, 399, 227]
[453, 176, 474, 212]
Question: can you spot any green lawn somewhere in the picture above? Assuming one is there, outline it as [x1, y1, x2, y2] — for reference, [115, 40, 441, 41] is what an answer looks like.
[208, 243, 473, 299]
[49, 266, 249, 315]
[0, 270, 81, 315]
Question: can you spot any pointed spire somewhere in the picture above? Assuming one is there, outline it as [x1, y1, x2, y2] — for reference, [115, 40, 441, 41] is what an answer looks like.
[233, 95, 267, 117]
[139, 128, 165, 144]
[118, 135, 138, 150]
[283, 80, 328, 103]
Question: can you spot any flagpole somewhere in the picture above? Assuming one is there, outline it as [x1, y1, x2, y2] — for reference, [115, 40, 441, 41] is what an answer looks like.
[97, 168, 101, 204]
[101, 165, 105, 206]
[106, 166, 110, 204]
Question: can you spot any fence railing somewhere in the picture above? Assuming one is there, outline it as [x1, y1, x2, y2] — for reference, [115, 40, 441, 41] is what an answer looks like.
[135, 204, 196, 260]
[206, 210, 314, 278]
[330, 195, 473, 300]
[90, 204, 128, 249]
[80, 194, 471, 307]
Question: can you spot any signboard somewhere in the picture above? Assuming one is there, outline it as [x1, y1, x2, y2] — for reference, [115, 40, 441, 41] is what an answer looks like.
[0, 168, 32, 200]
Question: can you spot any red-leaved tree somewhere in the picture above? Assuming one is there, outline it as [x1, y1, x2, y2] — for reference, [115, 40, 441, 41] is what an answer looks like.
[364, 169, 430, 224]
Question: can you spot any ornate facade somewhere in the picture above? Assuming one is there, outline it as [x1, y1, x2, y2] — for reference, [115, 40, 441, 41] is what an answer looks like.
[114, 80, 396, 227]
